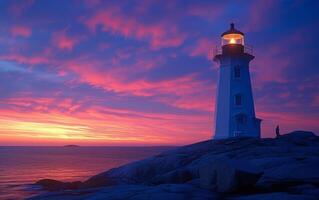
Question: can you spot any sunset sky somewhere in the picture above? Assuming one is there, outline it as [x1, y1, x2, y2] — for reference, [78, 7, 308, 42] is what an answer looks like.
[0, 0, 318, 146]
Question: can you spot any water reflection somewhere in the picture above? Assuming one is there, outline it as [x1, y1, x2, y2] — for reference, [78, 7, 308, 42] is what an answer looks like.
[0, 146, 175, 199]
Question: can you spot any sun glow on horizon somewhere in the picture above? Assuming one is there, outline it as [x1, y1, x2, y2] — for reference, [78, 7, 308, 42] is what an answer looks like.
[0, 108, 212, 146]
[0, 118, 91, 139]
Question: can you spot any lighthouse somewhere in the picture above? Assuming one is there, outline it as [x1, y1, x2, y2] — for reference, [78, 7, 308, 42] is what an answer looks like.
[213, 23, 261, 139]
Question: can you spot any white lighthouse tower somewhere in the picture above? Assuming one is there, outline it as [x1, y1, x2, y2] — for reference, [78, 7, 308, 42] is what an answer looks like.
[213, 23, 261, 139]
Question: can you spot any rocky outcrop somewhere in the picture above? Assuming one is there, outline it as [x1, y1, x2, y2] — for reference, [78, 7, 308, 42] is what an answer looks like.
[30, 184, 219, 200]
[199, 158, 263, 192]
[29, 131, 319, 200]
[228, 192, 318, 200]
[35, 179, 82, 191]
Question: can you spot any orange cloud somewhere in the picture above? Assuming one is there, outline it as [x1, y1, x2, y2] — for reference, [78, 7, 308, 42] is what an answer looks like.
[0, 100, 212, 146]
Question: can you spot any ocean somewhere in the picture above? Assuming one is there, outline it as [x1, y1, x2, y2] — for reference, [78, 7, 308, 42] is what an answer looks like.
[0, 146, 175, 200]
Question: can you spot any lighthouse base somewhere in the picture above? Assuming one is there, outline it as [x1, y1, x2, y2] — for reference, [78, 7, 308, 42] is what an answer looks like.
[214, 117, 261, 139]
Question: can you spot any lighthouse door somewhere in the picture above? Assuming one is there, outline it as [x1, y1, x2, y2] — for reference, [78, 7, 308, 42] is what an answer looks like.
[234, 113, 247, 137]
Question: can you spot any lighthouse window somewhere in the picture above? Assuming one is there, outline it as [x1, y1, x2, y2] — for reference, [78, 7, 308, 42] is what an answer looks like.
[234, 66, 241, 78]
[235, 94, 242, 106]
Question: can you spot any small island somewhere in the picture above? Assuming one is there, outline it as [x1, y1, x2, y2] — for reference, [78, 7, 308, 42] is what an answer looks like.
[63, 145, 80, 148]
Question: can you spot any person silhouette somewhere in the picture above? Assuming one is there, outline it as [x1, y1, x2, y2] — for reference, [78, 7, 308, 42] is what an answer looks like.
[275, 125, 280, 137]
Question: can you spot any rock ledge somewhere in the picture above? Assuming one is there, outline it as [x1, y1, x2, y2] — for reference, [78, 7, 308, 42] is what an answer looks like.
[29, 131, 319, 200]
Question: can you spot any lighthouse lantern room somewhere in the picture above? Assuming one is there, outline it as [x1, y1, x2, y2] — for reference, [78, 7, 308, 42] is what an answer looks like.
[221, 23, 244, 45]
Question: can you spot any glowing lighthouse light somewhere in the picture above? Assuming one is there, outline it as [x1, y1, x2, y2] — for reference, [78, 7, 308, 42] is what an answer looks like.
[229, 38, 236, 44]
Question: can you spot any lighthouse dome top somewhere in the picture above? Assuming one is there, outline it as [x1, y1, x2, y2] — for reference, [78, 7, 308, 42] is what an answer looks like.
[221, 23, 244, 46]
[221, 23, 244, 37]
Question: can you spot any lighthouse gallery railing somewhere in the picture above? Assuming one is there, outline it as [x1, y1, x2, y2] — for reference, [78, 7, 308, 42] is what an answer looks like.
[210, 44, 254, 59]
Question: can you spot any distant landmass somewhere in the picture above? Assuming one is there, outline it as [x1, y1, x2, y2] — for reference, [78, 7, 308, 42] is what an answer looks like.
[31, 131, 319, 200]
[63, 145, 80, 147]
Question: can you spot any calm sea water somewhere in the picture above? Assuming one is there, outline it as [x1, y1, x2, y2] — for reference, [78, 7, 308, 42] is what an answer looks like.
[0, 146, 175, 200]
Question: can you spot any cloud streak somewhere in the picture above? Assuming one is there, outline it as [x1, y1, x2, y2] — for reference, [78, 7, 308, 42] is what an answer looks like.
[83, 5, 186, 49]
[10, 25, 32, 38]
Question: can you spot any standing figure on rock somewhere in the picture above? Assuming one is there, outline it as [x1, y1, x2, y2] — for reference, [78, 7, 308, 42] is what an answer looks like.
[276, 125, 280, 137]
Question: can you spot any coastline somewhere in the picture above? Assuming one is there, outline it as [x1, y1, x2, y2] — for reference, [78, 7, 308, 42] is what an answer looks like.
[29, 131, 319, 200]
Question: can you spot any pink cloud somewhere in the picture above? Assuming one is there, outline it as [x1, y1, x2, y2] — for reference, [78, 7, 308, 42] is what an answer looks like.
[83, 6, 186, 49]
[53, 55, 214, 114]
[68, 60, 204, 97]
[0, 50, 201, 108]
[0, 54, 51, 65]
[53, 52, 213, 112]
[188, 38, 215, 59]
[0, 97, 76, 113]
[158, 90, 216, 112]
[10, 25, 32, 38]
[52, 30, 80, 50]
